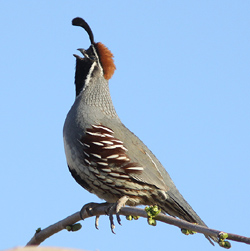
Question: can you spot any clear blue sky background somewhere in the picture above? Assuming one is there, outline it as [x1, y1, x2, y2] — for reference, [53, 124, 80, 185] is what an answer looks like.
[1, 1, 250, 251]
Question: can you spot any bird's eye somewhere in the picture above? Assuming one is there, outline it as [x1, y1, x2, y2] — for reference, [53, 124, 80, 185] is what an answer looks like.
[89, 55, 96, 60]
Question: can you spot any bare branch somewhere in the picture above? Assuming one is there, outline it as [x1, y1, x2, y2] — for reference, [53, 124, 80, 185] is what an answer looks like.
[26, 203, 250, 246]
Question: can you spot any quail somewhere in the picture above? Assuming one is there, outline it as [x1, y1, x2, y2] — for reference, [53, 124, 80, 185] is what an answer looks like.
[63, 17, 218, 245]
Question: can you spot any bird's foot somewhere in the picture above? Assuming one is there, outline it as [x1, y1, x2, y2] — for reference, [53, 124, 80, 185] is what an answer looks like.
[80, 202, 110, 230]
[106, 196, 129, 233]
[79, 196, 128, 234]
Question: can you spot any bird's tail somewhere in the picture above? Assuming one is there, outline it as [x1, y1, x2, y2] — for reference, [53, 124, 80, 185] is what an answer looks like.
[157, 188, 218, 245]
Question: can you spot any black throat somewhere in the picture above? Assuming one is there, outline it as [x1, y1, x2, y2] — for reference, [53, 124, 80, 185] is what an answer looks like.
[74, 57, 94, 97]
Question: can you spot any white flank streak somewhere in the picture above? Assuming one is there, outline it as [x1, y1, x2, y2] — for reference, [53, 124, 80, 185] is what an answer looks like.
[145, 151, 164, 179]
[86, 131, 105, 137]
[101, 168, 111, 173]
[121, 146, 128, 151]
[97, 162, 108, 166]
[112, 139, 123, 144]
[127, 167, 144, 171]
[83, 151, 90, 157]
[101, 140, 113, 145]
[103, 133, 114, 138]
[114, 144, 123, 148]
[92, 125, 114, 133]
[84, 159, 91, 165]
[77, 139, 84, 145]
[92, 142, 104, 146]
[83, 143, 90, 148]
[90, 153, 102, 159]
[107, 154, 119, 159]
[103, 145, 117, 150]
[109, 172, 120, 177]
[120, 175, 130, 179]
[116, 156, 127, 160]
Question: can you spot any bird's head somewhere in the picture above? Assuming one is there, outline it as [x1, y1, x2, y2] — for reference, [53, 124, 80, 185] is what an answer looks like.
[72, 17, 116, 97]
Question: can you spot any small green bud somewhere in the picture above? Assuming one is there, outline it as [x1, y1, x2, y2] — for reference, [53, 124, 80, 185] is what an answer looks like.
[66, 223, 82, 232]
[181, 229, 190, 235]
[126, 215, 133, 221]
[219, 232, 229, 240]
[145, 205, 160, 226]
[219, 240, 231, 249]
[133, 215, 140, 220]
[148, 218, 156, 226]
[152, 205, 158, 212]
[151, 219, 157, 226]
[71, 223, 82, 232]
[223, 241, 231, 249]
[36, 228, 41, 234]
[181, 228, 196, 235]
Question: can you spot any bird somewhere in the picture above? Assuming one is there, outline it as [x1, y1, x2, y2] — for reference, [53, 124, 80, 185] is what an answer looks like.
[63, 17, 218, 245]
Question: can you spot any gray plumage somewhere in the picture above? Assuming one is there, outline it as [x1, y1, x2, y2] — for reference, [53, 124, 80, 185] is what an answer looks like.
[63, 17, 218, 245]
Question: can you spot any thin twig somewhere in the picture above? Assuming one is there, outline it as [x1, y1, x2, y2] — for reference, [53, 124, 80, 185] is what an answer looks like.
[26, 203, 250, 246]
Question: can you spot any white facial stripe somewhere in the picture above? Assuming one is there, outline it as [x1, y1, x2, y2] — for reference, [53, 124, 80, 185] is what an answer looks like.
[82, 61, 97, 93]
[92, 45, 103, 75]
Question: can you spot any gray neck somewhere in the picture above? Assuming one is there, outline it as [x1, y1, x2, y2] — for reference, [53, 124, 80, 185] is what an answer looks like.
[79, 77, 118, 118]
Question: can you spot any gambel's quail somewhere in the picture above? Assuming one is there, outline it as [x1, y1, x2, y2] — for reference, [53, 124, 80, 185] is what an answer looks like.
[63, 17, 218, 245]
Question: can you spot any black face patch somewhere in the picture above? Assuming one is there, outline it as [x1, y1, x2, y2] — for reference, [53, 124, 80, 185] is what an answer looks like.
[74, 57, 93, 97]
[74, 46, 99, 97]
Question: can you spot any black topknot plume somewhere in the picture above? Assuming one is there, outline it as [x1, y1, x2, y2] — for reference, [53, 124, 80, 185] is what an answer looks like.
[72, 17, 95, 45]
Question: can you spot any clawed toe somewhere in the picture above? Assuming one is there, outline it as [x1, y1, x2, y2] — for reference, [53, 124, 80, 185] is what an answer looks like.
[80, 202, 104, 230]
[95, 215, 100, 229]
[106, 196, 128, 233]
[80, 196, 128, 234]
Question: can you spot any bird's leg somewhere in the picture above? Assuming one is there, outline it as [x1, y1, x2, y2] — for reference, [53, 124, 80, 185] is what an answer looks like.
[106, 196, 129, 233]
[79, 197, 128, 233]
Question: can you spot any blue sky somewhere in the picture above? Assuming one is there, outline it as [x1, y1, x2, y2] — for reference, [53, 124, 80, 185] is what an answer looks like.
[1, 1, 250, 251]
